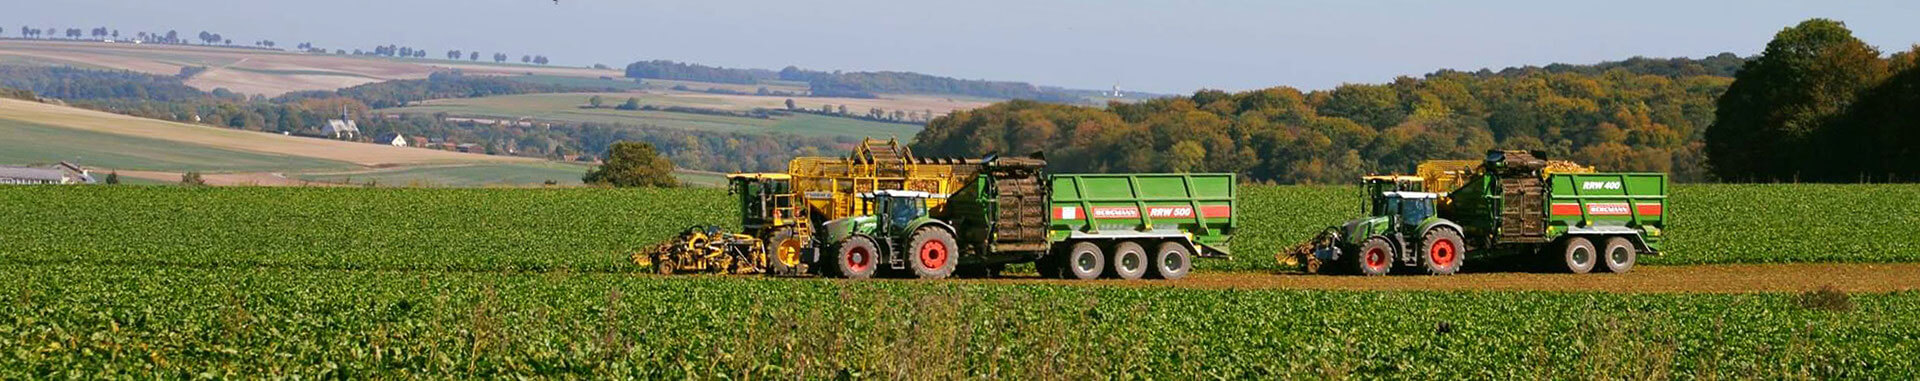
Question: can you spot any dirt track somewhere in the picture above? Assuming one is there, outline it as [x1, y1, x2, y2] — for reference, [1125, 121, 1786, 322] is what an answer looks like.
[963, 263, 1920, 293]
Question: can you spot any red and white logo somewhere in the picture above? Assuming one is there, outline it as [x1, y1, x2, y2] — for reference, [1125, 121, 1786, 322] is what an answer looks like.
[1055, 206, 1079, 220]
[1091, 206, 1140, 219]
[1551, 203, 1658, 216]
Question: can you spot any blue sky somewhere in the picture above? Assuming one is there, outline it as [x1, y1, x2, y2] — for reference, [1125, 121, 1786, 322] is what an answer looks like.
[11, 0, 1920, 93]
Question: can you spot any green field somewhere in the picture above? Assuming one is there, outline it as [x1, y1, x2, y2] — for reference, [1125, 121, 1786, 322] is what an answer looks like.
[3, 184, 1916, 274]
[0, 118, 357, 172]
[300, 162, 593, 187]
[3, 184, 1918, 377]
[3, 263, 1912, 378]
[389, 93, 921, 138]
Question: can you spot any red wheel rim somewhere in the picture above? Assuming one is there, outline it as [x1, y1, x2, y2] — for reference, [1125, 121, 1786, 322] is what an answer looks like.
[847, 246, 872, 272]
[1365, 247, 1388, 269]
[918, 239, 948, 269]
[1430, 239, 1456, 267]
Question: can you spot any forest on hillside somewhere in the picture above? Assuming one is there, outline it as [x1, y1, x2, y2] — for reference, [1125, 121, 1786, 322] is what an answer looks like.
[915, 20, 1920, 184]
[623, 60, 1085, 102]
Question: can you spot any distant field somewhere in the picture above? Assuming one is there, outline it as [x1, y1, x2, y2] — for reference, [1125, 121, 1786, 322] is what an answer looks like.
[0, 98, 531, 167]
[390, 92, 925, 138]
[0, 118, 355, 172]
[0, 40, 618, 96]
[300, 162, 591, 187]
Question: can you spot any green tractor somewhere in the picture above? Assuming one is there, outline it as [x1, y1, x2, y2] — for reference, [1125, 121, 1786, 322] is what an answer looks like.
[1308, 176, 1466, 276]
[818, 190, 961, 279]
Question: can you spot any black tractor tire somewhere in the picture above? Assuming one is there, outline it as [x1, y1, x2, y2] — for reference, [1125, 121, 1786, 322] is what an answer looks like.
[1561, 237, 1597, 274]
[1065, 241, 1106, 280]
[907, 227, 959, 279]
[1419, 228, 1466, 275]
[1353, 237, 1394, 276]
[1109, 241, 1148, 280]
[1601, 237, 1636, 274]
[1150, 241, 1193, 280]
[833, 236, 880, 279]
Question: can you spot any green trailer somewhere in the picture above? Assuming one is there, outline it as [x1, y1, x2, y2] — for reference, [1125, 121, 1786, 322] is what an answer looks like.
[1310, 150, 1666, 275]
[814, 157, 1236, 280]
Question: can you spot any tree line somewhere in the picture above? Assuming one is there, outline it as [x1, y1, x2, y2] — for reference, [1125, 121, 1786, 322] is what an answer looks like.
[1705, 19, 1920, 182]
[912, 57, 1738, 184]
[623, 60, 1087, 102]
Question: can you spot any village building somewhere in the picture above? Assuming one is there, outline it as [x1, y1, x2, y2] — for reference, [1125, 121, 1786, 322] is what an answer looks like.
[322, 107, 359, 139]
[373, 132, 408, 147]
[0, 162, 96, 185]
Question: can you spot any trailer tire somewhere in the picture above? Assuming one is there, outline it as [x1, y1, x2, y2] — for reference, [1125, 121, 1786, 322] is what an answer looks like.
[1419, 228, 1465, 275]
[1150, 241, 1192, 280]
[833, 236, 880, 279]
[1354, 237, 1393, 276]
[1109, 241, 1148, 280]
[1065, 242, 1106, 280]
[907, 227, 959, 279]
[1601, 237, 1636, 274]
[1561, 237, 1597, 274]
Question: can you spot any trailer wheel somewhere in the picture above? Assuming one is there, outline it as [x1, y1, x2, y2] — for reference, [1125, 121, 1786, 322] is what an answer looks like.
[1150, 241, 1192, 280]
[1109, 241, 1148, 280]
[1561, 237, 1597, 274]
[1420, 228, 1465, 275]
[1354, 237, 1393, 276]
[907, 227, 959, 279]
[1065, 242, 1106, 280]
[834, 236, 879, 279]
[1601, 237, 1636, 274]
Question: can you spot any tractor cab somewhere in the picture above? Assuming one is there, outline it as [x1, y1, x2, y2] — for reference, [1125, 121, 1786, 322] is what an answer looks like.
[727, 173, 795, 232]
[871, 190, 935, 236]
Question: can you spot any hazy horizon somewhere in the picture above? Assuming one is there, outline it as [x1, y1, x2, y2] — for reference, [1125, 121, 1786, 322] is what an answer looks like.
[12, 0, 1920, 93]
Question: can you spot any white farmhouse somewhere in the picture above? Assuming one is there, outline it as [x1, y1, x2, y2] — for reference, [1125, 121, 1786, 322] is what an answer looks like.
[373, 132, 407, 147]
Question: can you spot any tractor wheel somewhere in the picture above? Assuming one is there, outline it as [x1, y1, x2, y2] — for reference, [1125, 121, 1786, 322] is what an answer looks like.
[1601, 237, 1636, 274]
[908, 227, 959, 279]
[1149, 241, 1193, 280]
[767, 228, 805, 276]
[1064, 242, 1106, 280]
[1561, 237, 1597, 274]
[833, 236, 879, 279]
[1353, 237, 1393, 276]
[1109, 241, 1148, 280]
[1419, 228, 1465, 275]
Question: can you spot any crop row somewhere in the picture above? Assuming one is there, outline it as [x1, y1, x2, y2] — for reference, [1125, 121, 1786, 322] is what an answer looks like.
[1, 184, 1916, 273]
[2, 263, 1914, 378]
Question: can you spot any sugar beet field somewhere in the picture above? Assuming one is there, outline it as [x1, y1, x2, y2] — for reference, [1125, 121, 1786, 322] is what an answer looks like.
[3, 184, 1919, 377]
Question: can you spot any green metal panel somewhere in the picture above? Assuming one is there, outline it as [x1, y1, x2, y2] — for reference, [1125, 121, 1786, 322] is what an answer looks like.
[1047, 173, 1237, 252]
[1544, 173, 1668, 249]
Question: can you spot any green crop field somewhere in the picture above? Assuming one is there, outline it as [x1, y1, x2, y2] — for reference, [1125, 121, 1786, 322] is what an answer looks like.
[3, 263, 1915, 378]
[2, 184, 1916, 274]
[0, 118, 358, 172]
[3, 184, 1918, 377]
[299, 162, 593, 187]
[389, 93, 921, 138]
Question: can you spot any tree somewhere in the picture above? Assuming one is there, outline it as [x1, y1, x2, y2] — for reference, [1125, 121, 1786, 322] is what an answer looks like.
[588, 95, 605, 108]
[582, 141, 677, 187]
[104, 171, 119, 185]
[617, 97, 641, 110]
[1706, 19, 1888, 181]
[784, 98, 796, 110]
[448, 50, 461, 60]
[470, 51, 480, 61]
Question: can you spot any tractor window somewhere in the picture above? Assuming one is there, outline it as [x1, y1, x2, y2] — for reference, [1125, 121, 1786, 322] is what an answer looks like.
[888, 197, 920, 227]
[1400, 199, 1432, 225]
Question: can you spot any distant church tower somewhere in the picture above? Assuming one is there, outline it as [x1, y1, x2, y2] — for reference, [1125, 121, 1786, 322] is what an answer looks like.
[1108, 84, 1124, 98]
